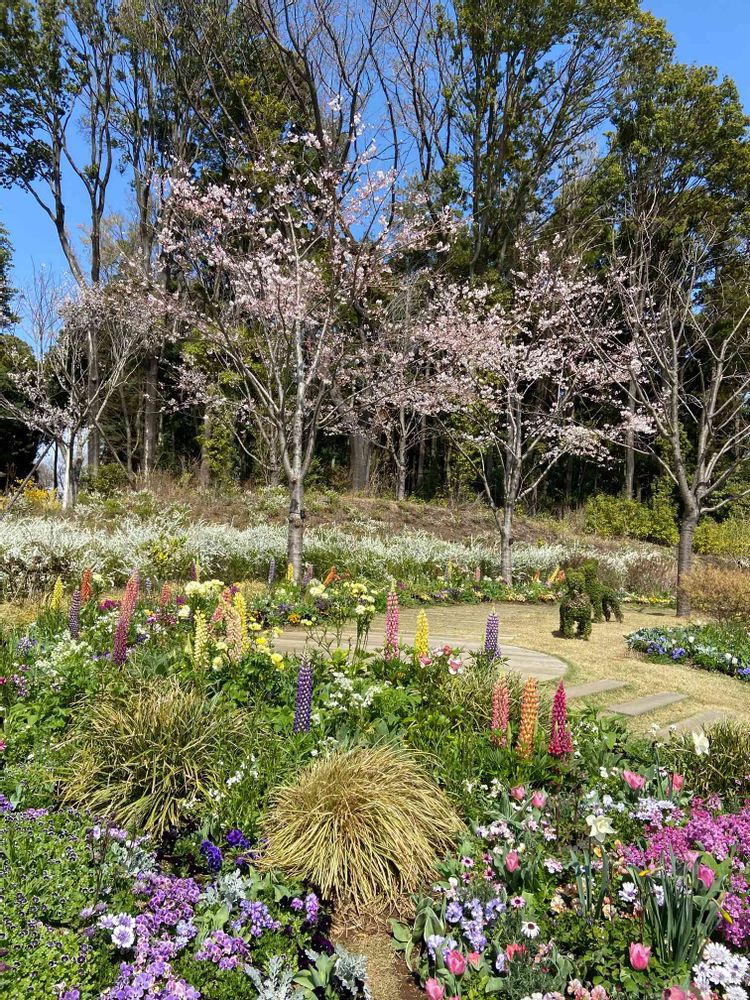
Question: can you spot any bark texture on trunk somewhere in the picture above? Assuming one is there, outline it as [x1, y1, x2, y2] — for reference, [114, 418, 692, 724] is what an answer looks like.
[143, 355, 160, 476]
[349, 433, 371, 491]
[287, 476, 305, 580]
[500, 501, 514, 584]
[676, 511, 698, 616]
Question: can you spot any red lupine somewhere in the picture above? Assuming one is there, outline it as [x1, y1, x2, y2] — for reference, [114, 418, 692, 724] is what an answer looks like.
[548, 680, 574, 757]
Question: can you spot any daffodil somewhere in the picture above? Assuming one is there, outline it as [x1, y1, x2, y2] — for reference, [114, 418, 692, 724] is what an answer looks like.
[586, 813, 615, 843]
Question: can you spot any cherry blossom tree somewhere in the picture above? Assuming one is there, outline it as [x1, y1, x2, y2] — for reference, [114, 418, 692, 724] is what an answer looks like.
[607, 227, 750, 615]
[0, 273, 152, 508]
[159, 130, 451, 578]
[413, 250, 621, 582]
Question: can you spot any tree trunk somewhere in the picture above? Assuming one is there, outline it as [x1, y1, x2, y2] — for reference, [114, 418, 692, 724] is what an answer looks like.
[199, 411, 212, 487]
[287, 474, 305, 580]
[500, 498, 514, 584]
[395, 429, 408, 501]
[676, 509, 699, 616]
[624, 376, 637, 499]
[415, 416, 426, 493]
[267, 431, 282, 487]
[349, 433, 371, 492]
[61, 439, 78, 510]
[143, 355, 160, 476]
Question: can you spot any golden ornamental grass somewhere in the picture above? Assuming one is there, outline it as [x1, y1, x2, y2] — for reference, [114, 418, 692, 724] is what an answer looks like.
[60, 677, 247, 838]
[261, 744, 464, 910]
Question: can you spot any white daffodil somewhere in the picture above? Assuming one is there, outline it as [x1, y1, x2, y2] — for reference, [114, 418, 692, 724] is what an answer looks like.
[692, 731, 710, 756]
[585, 813, 615, 843]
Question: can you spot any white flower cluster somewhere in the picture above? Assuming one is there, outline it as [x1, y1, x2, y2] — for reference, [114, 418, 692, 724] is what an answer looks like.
[693, 943, 749, 1000]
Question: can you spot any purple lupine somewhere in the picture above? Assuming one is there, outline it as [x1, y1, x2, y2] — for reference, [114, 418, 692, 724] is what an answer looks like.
[267, 557, 276, 586]
[69, 589, 81, 639]
[301, 562, 314, 587]
[484, 612, 500, 659]
[293, 659, 313, 733]
[384, 591, 400, 659]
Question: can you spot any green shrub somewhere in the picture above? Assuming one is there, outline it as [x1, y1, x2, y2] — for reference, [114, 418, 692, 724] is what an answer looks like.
[261, 744, 464, 909]
[585, 482, 678, 546]
[694, 517, 750, 559]
[60, 677, 248, 837]
[79, 461, 131, 497]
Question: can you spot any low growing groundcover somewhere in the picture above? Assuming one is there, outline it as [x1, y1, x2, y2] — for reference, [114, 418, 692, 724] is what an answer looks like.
[0, 567, 749, 999]
[627, 623, 750, 681]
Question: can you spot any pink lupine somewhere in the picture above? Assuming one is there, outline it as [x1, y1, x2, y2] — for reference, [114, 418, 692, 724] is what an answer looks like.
[548, 680, 574, 757]
[384, 591, 400, 659]
[490, 675, 510, 747]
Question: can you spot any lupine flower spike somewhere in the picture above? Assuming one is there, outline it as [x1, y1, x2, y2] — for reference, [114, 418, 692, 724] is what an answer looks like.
[414, 610, 429, 658]
[516, 677, 539, 759]
[193, 610, 209, 668]
[232, 592, 248, 652]
[548, 680, 574, 758]
[293, 659, 313, 733]
[301, 563, 314, 587]
[226, 606, 244, 662]
[384, 591, 400, 660]
[69, 589, 81, 639]
[490, 674, 510, 748]
[484, 612, 500, 659]
[80, 567, 93, 603]
[50, 576, 64, 611]
[286, 562, 295, 582]
[474, 565, 482, 582]
[159, 584, 171, 610]
[113, 571, 140, 665]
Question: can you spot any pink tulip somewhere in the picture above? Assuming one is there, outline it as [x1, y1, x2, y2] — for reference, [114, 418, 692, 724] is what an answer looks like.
[629, 943, 651, 970]
[467, 951, 481, 969]
[425, 978, 445, 1000]
[530, 790, 547, 809]
[505, 942, 526, 961]
[623, 770, 646, 791]
[505, 850, 520, 872]
[670, 773, 684, 794]
[444, 950, 466, 975]
[697, 864, 715, 889]
[663, 989, 688, 1000]
[510, 785, 526, 801]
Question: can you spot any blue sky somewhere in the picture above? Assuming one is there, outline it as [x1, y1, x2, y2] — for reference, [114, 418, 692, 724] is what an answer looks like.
[2, 0, 750, 293]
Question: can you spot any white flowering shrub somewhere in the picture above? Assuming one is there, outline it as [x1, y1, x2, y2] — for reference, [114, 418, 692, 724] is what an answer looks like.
[0, 514, 675, 597]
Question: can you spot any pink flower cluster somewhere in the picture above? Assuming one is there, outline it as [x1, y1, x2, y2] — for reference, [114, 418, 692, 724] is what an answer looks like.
[622, 797, 750, 947]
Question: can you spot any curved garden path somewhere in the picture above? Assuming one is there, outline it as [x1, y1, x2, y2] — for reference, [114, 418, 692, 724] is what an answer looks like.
[277, 602, 750, 735]
[276, 604, 567, 681]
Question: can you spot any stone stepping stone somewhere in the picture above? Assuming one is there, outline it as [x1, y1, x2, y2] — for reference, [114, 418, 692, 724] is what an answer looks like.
[607, 692, 687, 717]
[567, 679, 628, 699]
[654, 710, 726, 741]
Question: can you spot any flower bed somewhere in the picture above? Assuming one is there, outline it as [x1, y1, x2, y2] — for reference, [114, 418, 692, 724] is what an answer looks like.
[0, 570, 748, 999]
[626, 623, 750, 680]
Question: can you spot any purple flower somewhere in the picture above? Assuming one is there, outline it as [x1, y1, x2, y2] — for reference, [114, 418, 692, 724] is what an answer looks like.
[484, 612, 500, 658]
[225, 828, 249, 849]
[69, 589, 81, 638]
[293, 660, 313, 733]
[304, 892, 320, 924]
[199, 839, 223, 872]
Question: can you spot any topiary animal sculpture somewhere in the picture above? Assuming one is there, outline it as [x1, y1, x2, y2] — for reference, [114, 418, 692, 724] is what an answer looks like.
[559, 570, 593, 640]
[582, 559, 623, 623]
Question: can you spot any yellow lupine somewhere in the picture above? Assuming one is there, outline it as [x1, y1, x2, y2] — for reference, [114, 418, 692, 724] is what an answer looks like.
[50, 576, 64, 611]
[286, 562, 295, 582]
[414, 610, 429, 658]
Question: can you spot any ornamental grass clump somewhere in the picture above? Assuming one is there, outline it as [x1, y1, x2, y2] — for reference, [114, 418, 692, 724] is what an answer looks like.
[60, 677, 247, 838]
[262, 745, 463, 910]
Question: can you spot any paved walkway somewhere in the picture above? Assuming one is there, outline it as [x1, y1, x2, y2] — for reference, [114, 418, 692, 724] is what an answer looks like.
[276, 605, 567, 681]
[277, 603, 735, 739]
